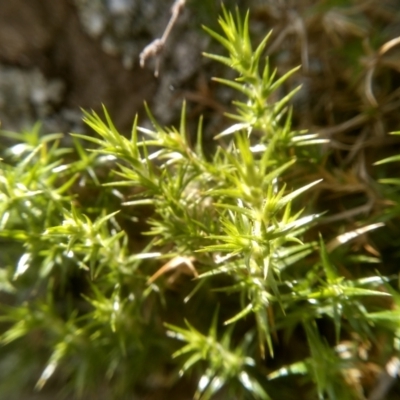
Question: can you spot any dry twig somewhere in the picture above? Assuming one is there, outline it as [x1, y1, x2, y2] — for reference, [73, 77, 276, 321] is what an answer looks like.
[147, 255, 197, 285]
[140, 0, 186, 77]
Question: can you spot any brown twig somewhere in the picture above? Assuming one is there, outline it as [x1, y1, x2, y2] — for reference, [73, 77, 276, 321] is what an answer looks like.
[365, 36, 400, 107]
[139, 0, 186, 77]
[147, 256, 197, 285]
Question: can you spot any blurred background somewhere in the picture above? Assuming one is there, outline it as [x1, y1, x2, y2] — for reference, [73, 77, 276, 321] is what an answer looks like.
[0, 0, 224, 135]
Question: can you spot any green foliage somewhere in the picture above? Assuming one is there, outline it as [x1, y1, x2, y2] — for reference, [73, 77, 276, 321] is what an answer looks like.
[166, 313, 270, 400]
[0, 6, 399, 400]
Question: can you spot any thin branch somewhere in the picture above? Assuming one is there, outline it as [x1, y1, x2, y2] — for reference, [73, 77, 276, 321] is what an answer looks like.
[365, 36, 400, 107]
[139, 0, 186, 77]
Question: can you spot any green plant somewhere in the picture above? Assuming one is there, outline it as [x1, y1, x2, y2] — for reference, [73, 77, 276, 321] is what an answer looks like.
[0, 6, 399, 400]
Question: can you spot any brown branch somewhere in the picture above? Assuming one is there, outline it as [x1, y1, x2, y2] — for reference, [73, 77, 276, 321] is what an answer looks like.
[139, 0, 186, 77]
